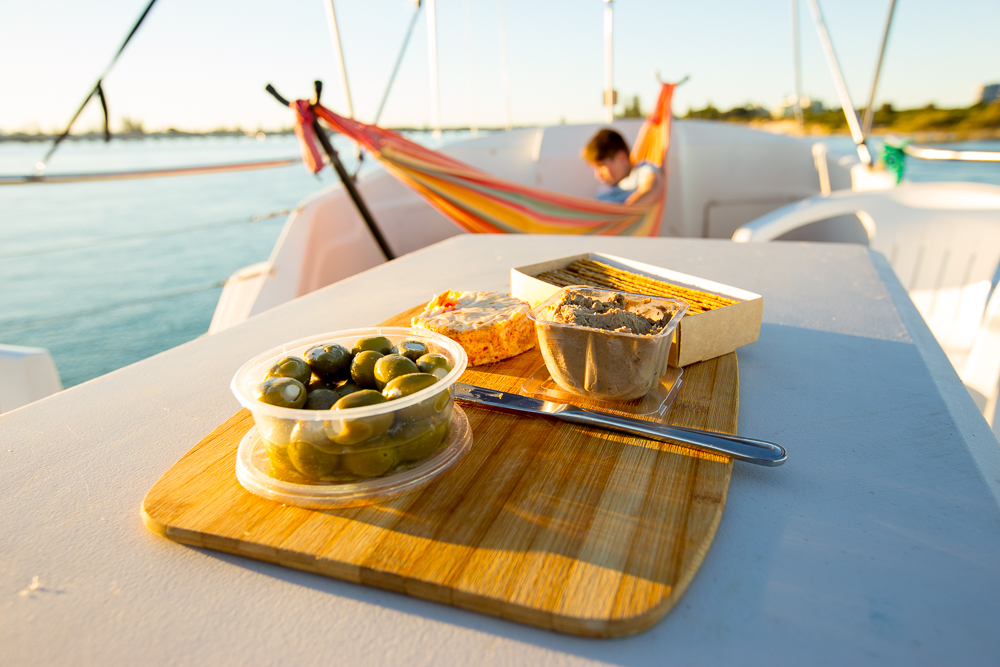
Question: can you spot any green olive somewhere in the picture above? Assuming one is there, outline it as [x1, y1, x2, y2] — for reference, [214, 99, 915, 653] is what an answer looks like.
[342, 441, 398, 478]
[287, 440, 341, 479]
[374, 354, 420, 391]
[352, 336, 393, 356]
[392, 420, 449, 462]
[325, 390, 394, 445]
[350, 350, 383, 389]
[333, 388, 388, 410]
[265, 356, 311, 386]
[264, 441, 301, 481]
[382, 372, 439, 400]
[334, 381, 362, 397]
[290, 420, 335, 449]
[383, 373, 451, 422]
[391, 340, 429, 361]
[308, 376, 331, 392]
[416, 353, 453, 379]
[305, 388, 340, 410]
[304, 343, 352, 381]
[255, 377, 307, 409]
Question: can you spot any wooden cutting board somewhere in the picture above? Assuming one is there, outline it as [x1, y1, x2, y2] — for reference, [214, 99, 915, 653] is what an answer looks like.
[143, 306, 736, 637]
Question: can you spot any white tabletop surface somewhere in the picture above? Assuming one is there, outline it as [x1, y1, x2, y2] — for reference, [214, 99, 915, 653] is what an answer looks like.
[4, 235, 1000, 666]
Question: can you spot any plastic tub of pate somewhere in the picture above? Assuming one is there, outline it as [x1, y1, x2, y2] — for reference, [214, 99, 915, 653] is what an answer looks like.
[526, 287, 688, 401]
[231, 327, 470, 508]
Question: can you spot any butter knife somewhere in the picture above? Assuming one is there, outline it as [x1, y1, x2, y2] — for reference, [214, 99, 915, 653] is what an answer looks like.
[453, 383, 787, 467]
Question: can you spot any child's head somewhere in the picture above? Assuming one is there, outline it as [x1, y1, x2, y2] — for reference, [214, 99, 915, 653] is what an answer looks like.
[582, 129, 632, 186]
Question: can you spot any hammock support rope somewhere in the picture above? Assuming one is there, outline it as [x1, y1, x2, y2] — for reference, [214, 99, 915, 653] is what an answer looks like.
[268, 81, 394, 260]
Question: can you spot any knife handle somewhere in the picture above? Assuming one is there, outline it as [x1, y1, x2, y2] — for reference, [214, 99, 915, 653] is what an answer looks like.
[557, 407, 787, 466]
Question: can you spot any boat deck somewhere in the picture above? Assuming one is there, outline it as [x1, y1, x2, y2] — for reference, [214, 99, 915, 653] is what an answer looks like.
[3, 235, 999, 665]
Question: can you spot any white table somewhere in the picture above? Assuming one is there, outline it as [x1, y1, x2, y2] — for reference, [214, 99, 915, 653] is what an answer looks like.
[4, 235, 999, 666]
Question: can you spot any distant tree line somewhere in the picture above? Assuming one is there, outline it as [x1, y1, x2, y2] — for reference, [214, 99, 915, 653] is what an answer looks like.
[869, 102, 1000, 132]
[682, 103, 771, 122]
[617, 95, 645, 119]
[683, 100, 1000, 133]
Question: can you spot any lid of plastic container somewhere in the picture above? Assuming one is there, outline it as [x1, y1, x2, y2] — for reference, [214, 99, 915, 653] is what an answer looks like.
[235, 405, 473, 509]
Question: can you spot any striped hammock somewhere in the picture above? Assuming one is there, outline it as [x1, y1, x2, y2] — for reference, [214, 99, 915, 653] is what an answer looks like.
[293, 83, 675, 236]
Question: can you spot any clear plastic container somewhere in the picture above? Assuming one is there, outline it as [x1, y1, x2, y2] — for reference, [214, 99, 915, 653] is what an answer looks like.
[235, 406, 473, 509]
[526, 287, 688, 401]
[231, 327, 469, 506]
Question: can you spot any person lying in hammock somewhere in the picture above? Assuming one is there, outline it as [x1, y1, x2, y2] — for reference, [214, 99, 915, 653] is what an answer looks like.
[582, 129, 664, 207]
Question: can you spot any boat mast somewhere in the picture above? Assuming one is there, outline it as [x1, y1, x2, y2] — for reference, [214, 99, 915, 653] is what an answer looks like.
[604, 0, 615, 124]
[323, 0, 355, 119]
[805, 0, 870, 165]
[497, 0, 513, 130]
[426, 0, 442, 140]
[790, 0, 804, 135]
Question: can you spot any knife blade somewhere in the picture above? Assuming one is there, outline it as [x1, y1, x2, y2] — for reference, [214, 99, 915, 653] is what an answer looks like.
[453, 382, 787, 466]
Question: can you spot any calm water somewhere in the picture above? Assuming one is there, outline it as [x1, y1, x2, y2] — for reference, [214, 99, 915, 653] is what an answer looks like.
[1, 133, 998, 388]
[0, 134, 357, 388]
[905, 144, 1000, 185]
[825, 136, 1000, 186]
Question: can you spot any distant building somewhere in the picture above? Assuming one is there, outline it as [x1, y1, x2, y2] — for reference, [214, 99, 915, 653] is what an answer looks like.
[976, 84, 999, 105]
[772, 95, 825, 119]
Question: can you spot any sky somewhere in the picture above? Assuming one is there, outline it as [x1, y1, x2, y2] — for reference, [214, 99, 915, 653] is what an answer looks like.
[1, 0, 998, 134]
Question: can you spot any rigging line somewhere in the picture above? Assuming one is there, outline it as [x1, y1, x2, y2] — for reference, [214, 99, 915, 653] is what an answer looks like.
[323, 0, 355, 119]
[373, 1, 423, 127]
[861, 0, 898, 140]
[790, 0, 804, 135]
[324, 0, 366, 173]
[1, 156, 300, 186]
[360, 0, 422, 177]
[462, 0, 478, 137]
[0, 208, 297, 261]
[497, 0, 513, 130]
[38, 0, 160, 171]
[426, 0, 442, 141]
[0, 280, 225, 334]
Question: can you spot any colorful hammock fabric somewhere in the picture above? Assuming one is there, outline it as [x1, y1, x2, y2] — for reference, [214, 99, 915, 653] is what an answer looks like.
[291, 83, 675, 236]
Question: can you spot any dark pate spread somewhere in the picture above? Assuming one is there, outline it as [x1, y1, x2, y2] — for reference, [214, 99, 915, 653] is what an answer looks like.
[550, 292, 669, 335]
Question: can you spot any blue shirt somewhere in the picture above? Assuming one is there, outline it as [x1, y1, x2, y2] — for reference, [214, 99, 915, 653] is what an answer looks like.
[596, 160, 659, 203]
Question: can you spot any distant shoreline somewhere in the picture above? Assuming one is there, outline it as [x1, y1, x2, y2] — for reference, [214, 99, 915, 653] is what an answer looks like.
[0, 129, 292, 143]
[747, 120, 1000, 143]
[3, 122, 998, 145]
[683, 100, 1000, 143]
[0, 126, 506, 143]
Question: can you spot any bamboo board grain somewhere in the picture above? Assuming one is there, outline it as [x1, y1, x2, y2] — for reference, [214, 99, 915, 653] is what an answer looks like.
[143, 305, 737, 637]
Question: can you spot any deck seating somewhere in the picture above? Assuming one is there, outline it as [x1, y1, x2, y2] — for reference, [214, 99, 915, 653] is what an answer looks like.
[733, 181, 1000, 435]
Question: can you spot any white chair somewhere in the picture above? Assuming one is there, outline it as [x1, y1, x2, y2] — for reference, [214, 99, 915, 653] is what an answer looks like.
[0, 345, 62, 414]
[962, 286, 1000, 430]
[733, 181, 1000, 433]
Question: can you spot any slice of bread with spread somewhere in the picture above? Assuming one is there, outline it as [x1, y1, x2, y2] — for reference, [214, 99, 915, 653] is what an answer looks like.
[411, 290, 535, 366]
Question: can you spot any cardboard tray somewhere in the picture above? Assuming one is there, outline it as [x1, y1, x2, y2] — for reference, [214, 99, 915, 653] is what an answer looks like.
[511, 252, 763, 367]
